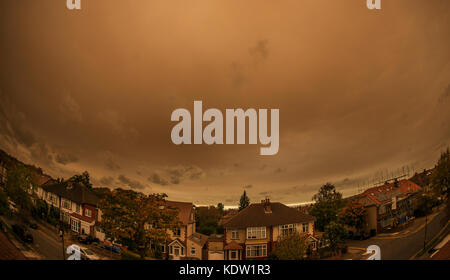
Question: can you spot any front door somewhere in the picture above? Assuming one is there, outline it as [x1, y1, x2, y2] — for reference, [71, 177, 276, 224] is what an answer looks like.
[230, 250, 239, 260]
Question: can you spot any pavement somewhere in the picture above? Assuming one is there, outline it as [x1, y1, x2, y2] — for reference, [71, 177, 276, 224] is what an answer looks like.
[0, 229, 26, 260]
[345, 206, 449, 260]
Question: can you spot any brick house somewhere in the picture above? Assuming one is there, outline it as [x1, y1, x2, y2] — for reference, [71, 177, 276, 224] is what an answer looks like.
[355, 179, 421, 234]
[222, 198, 316, 260]
[162, 201, 208, 260]
[36, 180, 103, 239]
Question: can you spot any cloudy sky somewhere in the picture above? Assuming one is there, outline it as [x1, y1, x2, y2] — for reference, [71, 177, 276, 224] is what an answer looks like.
[0, 0, 449, 206]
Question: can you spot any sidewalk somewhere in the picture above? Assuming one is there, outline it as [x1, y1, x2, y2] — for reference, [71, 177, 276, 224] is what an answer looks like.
[373, 210, 442, 240]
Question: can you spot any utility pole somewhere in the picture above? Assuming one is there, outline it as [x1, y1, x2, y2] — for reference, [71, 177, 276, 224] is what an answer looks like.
[59, 223, 66, 260]
[423, 214, 428, 251]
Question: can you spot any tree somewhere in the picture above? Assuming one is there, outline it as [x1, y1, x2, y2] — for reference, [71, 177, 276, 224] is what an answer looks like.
[217, 202, 224, 216]
[431, 148, 450, 197]
[69, 171, 92, 189]
[323, 221, 348, 255]
[239, 190, 250, 211]
[99, 189, 180, 259]
[340, 200, 366, 236]
[309, 183, 343, 231]
[5, 164, 37, 211]
[196, 206, 222, 235]
[272, 232, 309, 260]
[414, 190, 438, 217]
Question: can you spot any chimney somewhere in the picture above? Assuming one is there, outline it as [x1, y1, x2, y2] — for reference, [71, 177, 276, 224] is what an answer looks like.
[262, 197, 271, 213]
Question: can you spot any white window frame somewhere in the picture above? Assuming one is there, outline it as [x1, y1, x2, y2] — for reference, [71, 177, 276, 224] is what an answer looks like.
[85, 208, 92, 218]
[71, 219, 80, 233]
[62, 198, 71, 210]
[247, 227, 266, 239]
[246, 244, 267, 258]
[302, 223, 309, 233]
[231, 230, 239, 240]
[280, 224, 296, 236]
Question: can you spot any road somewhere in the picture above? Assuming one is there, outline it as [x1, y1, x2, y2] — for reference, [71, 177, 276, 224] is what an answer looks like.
[29, 223, 65, 260]
[346, 209, 448, 260]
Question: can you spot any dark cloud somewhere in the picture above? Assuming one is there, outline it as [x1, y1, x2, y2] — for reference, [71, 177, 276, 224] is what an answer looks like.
[105, 157, 120, 171]
[148, 173, 169, 186]
[55, 153, 78, 165]
[118, 174, 146, 190]
[99, 176, 115, 186]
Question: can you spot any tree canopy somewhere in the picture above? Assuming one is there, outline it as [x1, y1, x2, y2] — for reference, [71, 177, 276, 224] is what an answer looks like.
[340, 200, 366, 235]
[272, 232, 309, 260]
[239, 190, 250, 211]
[309, 183, 343, 231]
[99, 189, 180, 259]
[69, 171, 92, 189]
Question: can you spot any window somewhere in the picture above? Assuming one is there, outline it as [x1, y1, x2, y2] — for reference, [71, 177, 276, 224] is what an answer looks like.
[246, 244, 267, 257]
[71, 219, 80, 233]
[231, 230, 239, 240]
[161, 245, 166, 253]
[76, 204, 80, 214]
[85, 208, 92, 218]
[62, 199, 71, 210]
[280, 224, 296, 236]
[191, 247, 196, 255]
[173, 228, 181, 237]
[247, 227, 266, 239]
[302, 223, 309, 233]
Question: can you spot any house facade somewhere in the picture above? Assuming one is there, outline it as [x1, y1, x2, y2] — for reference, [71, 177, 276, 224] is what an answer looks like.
[355, 179, 421, 233]
[162, 201, 207, 260]
[222, 198, 316, 260]
[36, 180, 104, 240]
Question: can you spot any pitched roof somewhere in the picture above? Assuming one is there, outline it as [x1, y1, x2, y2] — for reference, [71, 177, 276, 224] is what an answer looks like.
[164, 200, 194, 225]
[358, 179, 421, 206]
[188, 232, 208, 247]
[41, 180, 99, 206]
[224, 241, 243, 250]
[223, 201, 315, 228]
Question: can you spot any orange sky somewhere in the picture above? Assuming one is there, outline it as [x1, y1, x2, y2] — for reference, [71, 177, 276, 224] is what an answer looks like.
[0, 0, 449, 206]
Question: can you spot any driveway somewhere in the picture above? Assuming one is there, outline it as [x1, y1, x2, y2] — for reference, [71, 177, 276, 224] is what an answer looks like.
[346, 208, 448, 260]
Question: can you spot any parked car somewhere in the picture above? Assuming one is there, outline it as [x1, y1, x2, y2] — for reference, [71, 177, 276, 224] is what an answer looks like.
[78, 234, 99, 244]
[101, 243, 121, 254]
[79, 246, 101, 260]
[29, 223, 38, 230]
[12, 224, 33, 243]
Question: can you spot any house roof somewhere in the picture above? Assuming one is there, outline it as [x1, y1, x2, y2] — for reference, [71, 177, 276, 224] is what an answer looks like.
[223, 201, 315, 228]
[188, 232, 208, 247]
[358, 179, 421, 206]
[224, 241, 243, 250]
[41, 180, 100, 206]
[164, 200, 194, 225]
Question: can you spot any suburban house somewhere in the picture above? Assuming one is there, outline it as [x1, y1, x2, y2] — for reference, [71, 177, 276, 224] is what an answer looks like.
[35, 180, 104, 240]
[162, 200, 208, 260]
[222, 198, 316, 260]
[355, 179, 421, 234]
